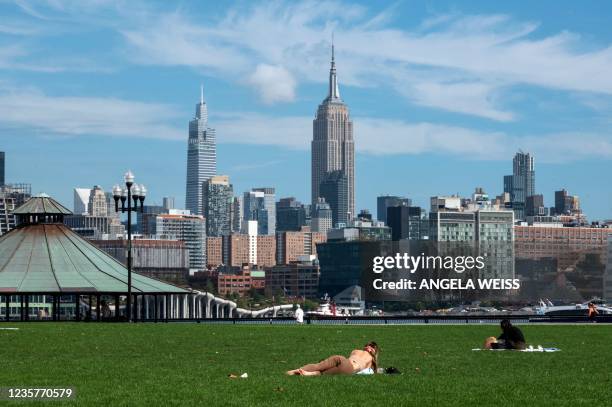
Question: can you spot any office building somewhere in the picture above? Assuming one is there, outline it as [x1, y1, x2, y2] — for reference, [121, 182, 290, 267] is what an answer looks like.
[243, 188, 275, 235]
[203, 175, 233, 237]
[0, 194, 16, 235]
[318, 240, 392, 298]
[554, 189, 580, 215]
[137, 205, 166, 236]
[503, 151, 535, 220]
[311, 42, 354, 221]
[64, 214, 125, 240]
[387, 206, 424, 241]
[217, 265, 265, 297]
[88, 185, 108, 217]
[0, 151, 4, 186]
[266, 258, 320, 299]
[311, 197, 333, 234]
[0, 184, 32, 236]
[95, 239, 189, 284]
[319, 170, 349, 227]
[185, 86, 217, 215]
[377, 195, 411, 224]
[276, 197, 307, 232]
[156, 212, 207, 272]
[327, 220, 391, 242]
[163, 196, 175, 211]
[526, 194, 546, 217]
[73, 188, 90, 215]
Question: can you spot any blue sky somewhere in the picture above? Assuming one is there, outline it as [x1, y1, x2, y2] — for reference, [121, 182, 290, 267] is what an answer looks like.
[0, 0, 611, 220]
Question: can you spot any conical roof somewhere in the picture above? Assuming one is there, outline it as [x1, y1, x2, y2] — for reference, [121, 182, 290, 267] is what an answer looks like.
[13, 194, 72, 215]
[0, 223, 187, 294]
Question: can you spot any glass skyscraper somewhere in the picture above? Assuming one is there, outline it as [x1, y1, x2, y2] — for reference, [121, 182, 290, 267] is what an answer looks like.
[504, 151, 535, 220]
[185, 86, 216, 216]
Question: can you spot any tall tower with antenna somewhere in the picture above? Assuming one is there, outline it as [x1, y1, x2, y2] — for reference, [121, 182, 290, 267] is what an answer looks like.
[311, 38, 355, 225]
[185, 85, 217, 216]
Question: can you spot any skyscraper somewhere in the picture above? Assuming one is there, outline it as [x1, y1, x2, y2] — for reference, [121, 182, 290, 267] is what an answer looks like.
[185, 86, 217, 216]
[203, 175, 233, 237]
[88, 185, 108, 217]
[73, 188, 90, 215]
[0, 151, 5, 186]
[503, 151, 535, 220]
[311, 41, 354, 222]
[311, 197, 333, 234]
[319, 170, 349, 227]
[276, 197, 307, 232]
[376, 195, 412, 224]
[243, 188, 276, 236]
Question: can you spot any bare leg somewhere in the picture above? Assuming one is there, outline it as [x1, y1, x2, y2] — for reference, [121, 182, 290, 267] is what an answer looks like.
[291, 355, 354, 376]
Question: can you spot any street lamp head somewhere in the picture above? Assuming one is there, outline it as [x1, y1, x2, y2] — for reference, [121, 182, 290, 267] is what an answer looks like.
[112, 184, 122, 198]
[139, 184, 147, 197]
[121, 186, 128, 197]
[124, 170, 135, 185]
[131, 184, 141, 198]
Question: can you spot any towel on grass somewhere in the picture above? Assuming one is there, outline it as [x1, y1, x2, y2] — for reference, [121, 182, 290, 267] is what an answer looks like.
[472, 346, 560, 352]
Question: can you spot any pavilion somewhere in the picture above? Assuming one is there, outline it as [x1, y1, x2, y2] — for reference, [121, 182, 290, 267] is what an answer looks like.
[0, 194, 191, 321]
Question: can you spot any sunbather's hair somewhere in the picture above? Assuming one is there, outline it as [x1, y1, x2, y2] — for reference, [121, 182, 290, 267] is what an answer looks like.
[365, 341, 379, 373]
[500, 319, 512, 331]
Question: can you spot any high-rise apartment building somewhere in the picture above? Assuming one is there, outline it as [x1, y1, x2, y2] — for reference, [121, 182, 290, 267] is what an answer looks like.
[185, 86, 216, 215]
[377, 195, 412, 224]
[156, 212, 207, 271]
[231, 196, 243, 234]
[311, 42, 354, 222]
[243, 188, 276, 236]
[203, 175, 233, 237]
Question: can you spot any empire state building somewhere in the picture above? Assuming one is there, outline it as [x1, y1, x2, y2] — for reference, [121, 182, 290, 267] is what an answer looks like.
[311, 43, 355, 225]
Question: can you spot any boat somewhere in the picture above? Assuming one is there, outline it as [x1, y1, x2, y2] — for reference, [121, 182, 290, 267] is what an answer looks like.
[535, 299, 612, 316]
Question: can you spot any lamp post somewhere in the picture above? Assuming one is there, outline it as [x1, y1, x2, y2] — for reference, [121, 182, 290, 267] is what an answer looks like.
[112, 170, 146, 322]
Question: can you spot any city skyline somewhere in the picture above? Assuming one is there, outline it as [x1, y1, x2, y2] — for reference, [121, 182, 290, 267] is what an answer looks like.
[0, 1, 611, 219]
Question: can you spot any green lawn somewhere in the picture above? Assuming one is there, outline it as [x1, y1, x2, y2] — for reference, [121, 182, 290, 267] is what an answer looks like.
[0, 323, 610, 406]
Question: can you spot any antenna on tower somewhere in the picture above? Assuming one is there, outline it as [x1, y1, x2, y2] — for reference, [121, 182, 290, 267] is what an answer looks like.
[200, 84, 204, 104]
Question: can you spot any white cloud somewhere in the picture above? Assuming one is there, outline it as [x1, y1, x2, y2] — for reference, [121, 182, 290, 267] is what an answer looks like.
[215, 112, 612, 162]
[8, 1, 612, 120]
[248, 64, 296, 104]
[111, 2, 612, 120]
[0, 86, 182, 140]
[0, 84, 609, 163]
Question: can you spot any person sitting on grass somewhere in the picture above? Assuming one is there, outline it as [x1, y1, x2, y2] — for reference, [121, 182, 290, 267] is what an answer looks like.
[286, 341, 379, 376]
[484, 319, 526, 350]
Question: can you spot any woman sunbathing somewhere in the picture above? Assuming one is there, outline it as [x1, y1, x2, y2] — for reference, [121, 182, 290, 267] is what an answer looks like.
[286, 342, 379, 376]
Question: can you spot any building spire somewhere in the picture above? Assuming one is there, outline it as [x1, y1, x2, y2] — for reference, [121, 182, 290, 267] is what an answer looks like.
[328, 33, 340, 100]
[195, 84, 208, 122]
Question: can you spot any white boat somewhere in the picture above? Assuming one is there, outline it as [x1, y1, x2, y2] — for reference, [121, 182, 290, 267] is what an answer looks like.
[535, 299, 612, 316]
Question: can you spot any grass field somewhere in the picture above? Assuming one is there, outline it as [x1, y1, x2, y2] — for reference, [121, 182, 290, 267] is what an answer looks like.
[1, 323, 611, 406]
